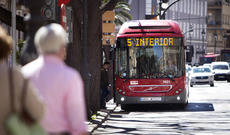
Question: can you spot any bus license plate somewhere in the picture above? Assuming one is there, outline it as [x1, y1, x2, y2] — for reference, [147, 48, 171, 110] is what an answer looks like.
[140, 97, 162, 102]
[218, 76, 225, 78]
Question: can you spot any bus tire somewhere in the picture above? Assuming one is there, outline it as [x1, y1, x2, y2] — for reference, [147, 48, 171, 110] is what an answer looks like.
[227, 78, 230, 82]
[177, 102, 188, 109]
[121, 104, 128, 111]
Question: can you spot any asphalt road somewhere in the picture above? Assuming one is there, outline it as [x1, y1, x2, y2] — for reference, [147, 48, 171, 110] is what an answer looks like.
[93, 81, 230, 135]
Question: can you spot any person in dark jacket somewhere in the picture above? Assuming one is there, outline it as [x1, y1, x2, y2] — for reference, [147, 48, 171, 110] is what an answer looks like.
[100, 62, 110, 109]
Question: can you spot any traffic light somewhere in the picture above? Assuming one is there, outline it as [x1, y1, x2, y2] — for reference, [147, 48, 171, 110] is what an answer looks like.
[186, 52, 192, 62]
[42, 0, 57, 20]
[186, 46, 194, 62]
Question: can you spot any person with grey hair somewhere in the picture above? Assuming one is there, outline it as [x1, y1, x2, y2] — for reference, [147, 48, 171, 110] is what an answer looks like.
[22, 23, 88, 135]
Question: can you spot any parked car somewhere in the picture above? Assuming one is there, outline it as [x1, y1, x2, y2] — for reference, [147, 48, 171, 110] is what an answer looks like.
[189, 66, 214, 87]
[211, 62, 230, 82]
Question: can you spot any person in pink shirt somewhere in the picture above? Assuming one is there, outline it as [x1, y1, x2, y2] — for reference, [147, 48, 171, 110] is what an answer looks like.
[22, 23, 88, 135]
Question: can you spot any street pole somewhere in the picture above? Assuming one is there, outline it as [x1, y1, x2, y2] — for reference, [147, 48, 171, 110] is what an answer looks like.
[159, 0, 162, 19]
[202, 29, 205, 55]
[82, 0, 91, 114]
[82, 0, 89, 81]
[160, 0, 180, 19]
[202, 35, 204, 55]
[11, 0, 16, 66]
[214, 33, 217, 54]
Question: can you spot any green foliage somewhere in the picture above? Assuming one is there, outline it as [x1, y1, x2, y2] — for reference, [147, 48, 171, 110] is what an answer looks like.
[91, 114, 97, 120]
[16, 40, 25, 63]
[114, 1, 132, 25]
[102, 0, 109, 3]
[102, 0, 132, 26]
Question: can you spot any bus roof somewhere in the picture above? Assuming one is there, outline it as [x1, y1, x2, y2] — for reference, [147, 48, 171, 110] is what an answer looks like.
[117, 20, 183, 38]
[204, 53, 220, 58]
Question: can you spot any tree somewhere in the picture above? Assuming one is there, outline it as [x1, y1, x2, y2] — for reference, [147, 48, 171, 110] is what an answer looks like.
[18, 0, 120, 118]
[20, 0, 46, 65]
[67, 0, 120, 118]
[102, 0, 132, 25]
[114, 1, 132, 26]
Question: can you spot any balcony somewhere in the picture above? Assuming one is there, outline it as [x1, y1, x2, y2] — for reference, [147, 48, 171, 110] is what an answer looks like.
[207, 8, 222, 27]
[207, 20, 222, 26]
[208, 0, 222, 9]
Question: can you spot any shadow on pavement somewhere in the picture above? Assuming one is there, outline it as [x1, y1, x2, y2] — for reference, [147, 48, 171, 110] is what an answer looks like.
[118, 103, 214, 112]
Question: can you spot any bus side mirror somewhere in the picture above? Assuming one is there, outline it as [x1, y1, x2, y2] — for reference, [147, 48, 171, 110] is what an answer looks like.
[184, 46, 188, 50]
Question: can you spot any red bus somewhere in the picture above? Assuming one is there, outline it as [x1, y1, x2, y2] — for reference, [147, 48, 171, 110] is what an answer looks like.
[199, 53, 220, 65]
[114, 20, 189, 110]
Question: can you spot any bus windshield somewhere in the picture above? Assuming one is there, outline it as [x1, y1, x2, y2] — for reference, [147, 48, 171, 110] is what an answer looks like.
[115, 37, 185, 79]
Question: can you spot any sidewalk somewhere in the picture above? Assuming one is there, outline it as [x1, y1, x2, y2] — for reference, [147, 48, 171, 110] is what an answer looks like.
[87, 99, 117, 134]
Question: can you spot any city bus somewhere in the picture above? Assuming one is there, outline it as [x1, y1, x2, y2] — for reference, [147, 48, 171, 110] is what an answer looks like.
[114, 20, 189, 110]
[199, 53, 220, 65]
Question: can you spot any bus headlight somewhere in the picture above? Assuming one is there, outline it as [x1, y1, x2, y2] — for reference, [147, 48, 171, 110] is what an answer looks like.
[121, 97, 125, 102]
[177, 96, 181, 101]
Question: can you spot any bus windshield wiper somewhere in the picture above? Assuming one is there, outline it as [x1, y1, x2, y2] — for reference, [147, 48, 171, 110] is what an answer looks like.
[161, 73, 175, 81]
[167, 74, 175, 82]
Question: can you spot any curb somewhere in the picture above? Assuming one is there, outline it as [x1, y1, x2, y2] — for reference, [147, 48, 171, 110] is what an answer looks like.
[87, 100, 117, 134]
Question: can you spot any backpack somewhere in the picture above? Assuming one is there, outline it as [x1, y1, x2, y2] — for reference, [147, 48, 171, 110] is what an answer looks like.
[5, 67, 47, 135]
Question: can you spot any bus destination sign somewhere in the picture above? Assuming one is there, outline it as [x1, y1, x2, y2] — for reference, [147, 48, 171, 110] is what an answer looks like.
[127, 37, 174, 47]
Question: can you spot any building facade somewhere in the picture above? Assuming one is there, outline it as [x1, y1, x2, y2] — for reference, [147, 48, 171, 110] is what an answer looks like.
[207, 0, 230, 55]
[165, 0, 208, 65]
[129, 0, 158, 20]
[128, 0, 208, 65]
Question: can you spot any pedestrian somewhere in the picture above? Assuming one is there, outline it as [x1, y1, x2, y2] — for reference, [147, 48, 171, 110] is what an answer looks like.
[22, 23, 88, 135]
[0, 25, 44, 135]
[100, 61, 110, 109]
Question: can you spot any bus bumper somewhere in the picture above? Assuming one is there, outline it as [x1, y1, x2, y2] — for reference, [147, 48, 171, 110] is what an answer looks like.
[116, 90, 188, 105]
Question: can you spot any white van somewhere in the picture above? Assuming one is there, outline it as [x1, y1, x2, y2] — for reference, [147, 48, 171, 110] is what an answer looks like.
[211, 62, 230, 82]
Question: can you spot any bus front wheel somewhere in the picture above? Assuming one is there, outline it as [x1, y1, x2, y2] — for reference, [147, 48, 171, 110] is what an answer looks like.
[121, 104, 128, 111]
[227, 78, 230, 82]
[177, 101, 188, 109]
